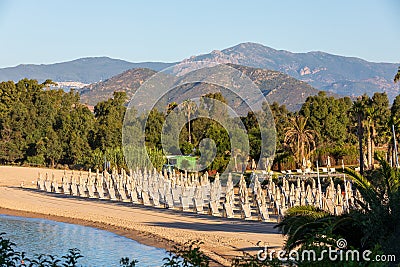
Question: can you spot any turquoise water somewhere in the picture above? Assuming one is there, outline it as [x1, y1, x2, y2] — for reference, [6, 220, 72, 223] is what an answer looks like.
[0, 214, 167, 266]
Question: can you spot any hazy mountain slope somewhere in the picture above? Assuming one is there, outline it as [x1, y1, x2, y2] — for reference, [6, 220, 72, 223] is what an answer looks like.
[79, 68, 158, 105]
[0, 57, 174, 84]
[175, 42, 399, 101]
[229, 64, 324, 110]
[79, 64, 324, 111]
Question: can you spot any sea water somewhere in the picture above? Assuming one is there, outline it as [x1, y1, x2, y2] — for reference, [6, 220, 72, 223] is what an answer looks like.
[0, 214, 167, 266]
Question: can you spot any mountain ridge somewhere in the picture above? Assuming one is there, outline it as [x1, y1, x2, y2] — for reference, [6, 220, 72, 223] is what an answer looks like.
[79, 64, 328, 111]
[175, 42, 399, 101]
[0, 57, 175, 84]
[0, 42, 398, 100]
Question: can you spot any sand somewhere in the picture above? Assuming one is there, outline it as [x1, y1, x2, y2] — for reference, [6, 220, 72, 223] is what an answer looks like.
[0, 166, 285, 266]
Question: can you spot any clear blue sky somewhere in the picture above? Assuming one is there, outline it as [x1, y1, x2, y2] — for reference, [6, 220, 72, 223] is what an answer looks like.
[0, 0, 399, 68]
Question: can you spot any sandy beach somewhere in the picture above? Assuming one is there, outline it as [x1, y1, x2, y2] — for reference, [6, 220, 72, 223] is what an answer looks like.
[0, 166, 285, 266]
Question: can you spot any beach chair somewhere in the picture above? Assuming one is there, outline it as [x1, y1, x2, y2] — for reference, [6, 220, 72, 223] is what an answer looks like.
[78, 185, 88, 197]
[108, 187, 117, 200]
[52, 182, 61, 193]
[142, 191, 151, 206]
[37, 180, 45, 191]
[188, 187, 195, 199]
[223, 202, 234, 218]
[130, 189, 139, 203]
[152, 192, 161, 207]
[71, 183, 78, 196]
[180, 195, 190, 212]
[257, 203, 270, 222]
[193, 197, 204, 214]
[240, 203, 252, 220]
[63, 183, 70, 195]
[44, 181, 52, 192]
[202, 185, 210, 199]
[165, 193, 174, 209]
[118, 188, 129, 202]
[87, 185, 95, 198]
[95, 185, 104, 199]
[172, 186, 181, 204]
[209, 201, 220, 216]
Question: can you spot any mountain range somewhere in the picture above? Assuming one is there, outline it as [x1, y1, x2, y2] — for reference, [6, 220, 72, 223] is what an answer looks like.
[80, 63, 324, 111]
[0, 42, 398, 107]
[175, 43, 399, 100]
[0, 57, 174, 84]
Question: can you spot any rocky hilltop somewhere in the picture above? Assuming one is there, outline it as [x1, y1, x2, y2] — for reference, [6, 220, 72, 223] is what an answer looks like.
[79, 64, 324, 111]
[174, 42, 399, 101]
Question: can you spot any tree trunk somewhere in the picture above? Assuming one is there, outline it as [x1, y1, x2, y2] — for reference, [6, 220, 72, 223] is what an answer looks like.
[367, 134, 372, 169]
[371, 125, 376, 169]
[371, 138, 375, 169]
[188, 111, 191, 144]
[300, 140, 305, 169]
[392, 148, 395, 167]
[358, 114, 364, 174]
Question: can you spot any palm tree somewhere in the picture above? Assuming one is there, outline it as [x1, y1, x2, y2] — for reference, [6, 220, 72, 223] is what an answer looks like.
[275, 205, 360, 251]
[389, 97, 400, 167]
[181, 100, 197, 144]
[352, 94, 390, 171]
[364, 106, 376, 169]
[351, 98, 366, 174]
[346, 159, 400, 255]
[284, 115, 317, 168]
[275, 157, 400, 262]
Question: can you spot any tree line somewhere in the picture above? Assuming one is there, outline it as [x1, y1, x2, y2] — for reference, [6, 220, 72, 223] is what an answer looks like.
[274, 91, 400, 172]
[0, 79, 126, 170]
[0, 78, 399, 172]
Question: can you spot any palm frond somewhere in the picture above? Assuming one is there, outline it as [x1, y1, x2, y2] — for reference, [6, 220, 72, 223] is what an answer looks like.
[344, 167, 381, 211]
[284, 205, 329, 218]
[378, 157, 400, 194]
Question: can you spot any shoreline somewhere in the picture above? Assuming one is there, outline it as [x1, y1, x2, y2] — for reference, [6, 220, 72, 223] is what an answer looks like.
[0, 207, 175, 253]
[0, 196, 228, 267]
[0, 166, 285, 266]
